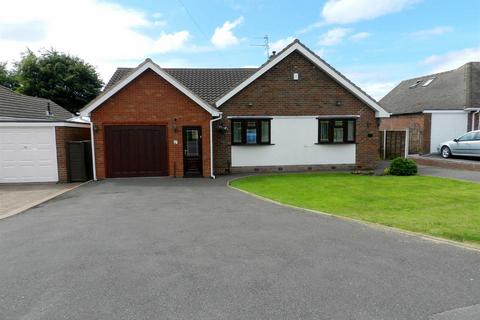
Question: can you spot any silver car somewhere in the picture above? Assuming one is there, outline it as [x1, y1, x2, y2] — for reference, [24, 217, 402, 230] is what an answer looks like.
[438, 130, 480, 158]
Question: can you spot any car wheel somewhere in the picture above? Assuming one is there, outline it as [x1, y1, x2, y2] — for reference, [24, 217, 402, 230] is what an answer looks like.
[441, 146, 451, 158]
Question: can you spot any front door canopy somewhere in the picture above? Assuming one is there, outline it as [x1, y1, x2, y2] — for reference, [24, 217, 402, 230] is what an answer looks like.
[80, 59, 221, 117]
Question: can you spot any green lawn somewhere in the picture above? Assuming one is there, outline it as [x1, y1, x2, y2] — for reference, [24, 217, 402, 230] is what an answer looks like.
[230, 173, 480, 245]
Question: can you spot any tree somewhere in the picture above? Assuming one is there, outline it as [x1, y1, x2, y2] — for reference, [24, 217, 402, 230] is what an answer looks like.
[0, 62, 19, 90]
[15, 49, 103, 113]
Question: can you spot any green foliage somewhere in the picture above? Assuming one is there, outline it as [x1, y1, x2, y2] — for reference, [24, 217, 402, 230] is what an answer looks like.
[14, 49, 103, 113]
[389, 157, 417, 176]
[383, 167, 390, 175]
[231, 173, 480, 244]
[0, 62, 19, 90]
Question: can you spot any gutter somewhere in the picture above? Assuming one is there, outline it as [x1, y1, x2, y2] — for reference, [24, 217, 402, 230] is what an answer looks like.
[209, 114, 223, 179]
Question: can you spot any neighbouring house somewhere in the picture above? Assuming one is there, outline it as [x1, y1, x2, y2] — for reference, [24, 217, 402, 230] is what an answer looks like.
[0, 85, 90, 183]
[379, 62, 480, 154]
[80, 39, 390, 179]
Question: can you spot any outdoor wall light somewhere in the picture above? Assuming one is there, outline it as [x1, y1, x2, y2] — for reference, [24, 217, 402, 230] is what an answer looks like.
[335, 100, 342, 106]
[247, 102, 253, 107]
[173, 117, 178, 132]
[217, 123, 228, 135]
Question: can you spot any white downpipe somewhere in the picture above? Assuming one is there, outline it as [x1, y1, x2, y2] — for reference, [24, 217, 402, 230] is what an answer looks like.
[89, 121, 97, 181]
[209, 114, 223, 179]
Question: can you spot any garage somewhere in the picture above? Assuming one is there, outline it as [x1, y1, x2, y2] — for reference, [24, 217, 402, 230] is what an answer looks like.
[105, 125, 168, 178]
[1, 85, 91, 183]
[0, 126, 58, 183]
[429, 111, 468, 153]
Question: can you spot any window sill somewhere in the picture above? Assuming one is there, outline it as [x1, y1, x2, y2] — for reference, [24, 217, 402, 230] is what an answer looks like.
[315, 142, 356, 145]
[232, 143, 275, 146]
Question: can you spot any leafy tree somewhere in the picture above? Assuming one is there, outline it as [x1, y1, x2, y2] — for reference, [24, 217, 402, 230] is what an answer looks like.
[0, 62, 19, 90]
[15, 49, 103, 113]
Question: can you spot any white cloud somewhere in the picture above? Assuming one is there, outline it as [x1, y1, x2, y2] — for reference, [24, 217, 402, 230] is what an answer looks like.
[350, 32, 371, 41]
[410, 26, 453, 38]
[322, 0, 420, 24]
[210, 16, 244, 49]
[318, 28, 352, 46]
[297, 21, 328, 34]
[153, 31, 190, 53]
[345, 70, 398, 99]
[422, 47, 480, 72]
[155, 58, 192, 68]
[0, 0, 190, 81]
[360, 82, 397, 100]
[316, 48, 327, 57]
[270, 36, 295, 53]
[152, 12, 168, 27]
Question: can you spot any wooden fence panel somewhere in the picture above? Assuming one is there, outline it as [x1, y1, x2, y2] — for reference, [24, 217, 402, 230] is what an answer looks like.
[379, 130, 407, 160]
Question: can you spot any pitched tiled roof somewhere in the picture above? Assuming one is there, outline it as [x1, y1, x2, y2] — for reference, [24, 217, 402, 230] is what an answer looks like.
[98, 39, 387, 116]
[105, 67, 257, 105]
[231, 39, 381, 106]
[380, 62, 480, 114]
[0, 85, 73, 121]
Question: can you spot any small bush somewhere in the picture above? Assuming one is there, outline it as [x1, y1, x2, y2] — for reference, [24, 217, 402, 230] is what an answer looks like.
[389, 157, 417, 176]
[383, 167, 391, 175]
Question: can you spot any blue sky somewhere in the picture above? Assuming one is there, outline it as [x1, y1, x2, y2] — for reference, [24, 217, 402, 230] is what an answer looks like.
[1, 0, 479, 98]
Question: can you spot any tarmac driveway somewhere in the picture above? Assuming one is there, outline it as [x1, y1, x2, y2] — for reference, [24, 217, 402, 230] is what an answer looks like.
[0, 177, 479, 320]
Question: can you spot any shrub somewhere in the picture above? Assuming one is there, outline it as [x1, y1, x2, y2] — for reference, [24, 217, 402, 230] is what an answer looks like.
[383, 167, 391, 175]
[389, 157, 417, 176]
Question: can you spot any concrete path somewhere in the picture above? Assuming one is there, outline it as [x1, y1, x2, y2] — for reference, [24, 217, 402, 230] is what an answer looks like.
[0, 183, 82, 219]
[418, 165, 480, 183]
[0, 177, 479, 320]
[377, 160, 480, 183]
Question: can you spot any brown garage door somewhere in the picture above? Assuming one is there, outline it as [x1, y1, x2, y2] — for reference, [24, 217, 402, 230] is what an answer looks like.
[105, 125, 168, 178]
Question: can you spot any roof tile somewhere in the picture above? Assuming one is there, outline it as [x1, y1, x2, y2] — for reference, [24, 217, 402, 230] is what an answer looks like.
[0, 85, 73, 121]
[105, 67, 257, 105]
[380, 62, 480, 114]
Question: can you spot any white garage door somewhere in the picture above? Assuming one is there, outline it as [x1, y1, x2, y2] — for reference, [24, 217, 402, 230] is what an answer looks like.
[0, 126, 58, 183]
[430, 112, 468, 153]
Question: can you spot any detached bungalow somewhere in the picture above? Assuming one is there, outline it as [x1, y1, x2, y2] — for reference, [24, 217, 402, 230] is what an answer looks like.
[80, 39, 389, 179]
[380, 62, 480, 154]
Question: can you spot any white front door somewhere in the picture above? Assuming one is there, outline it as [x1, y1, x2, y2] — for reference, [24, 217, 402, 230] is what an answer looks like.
[0, 126, 58, 183]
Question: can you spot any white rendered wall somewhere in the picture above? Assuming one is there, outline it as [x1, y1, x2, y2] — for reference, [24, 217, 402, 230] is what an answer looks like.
[231, 117, 356, 167]
[430, 112, 468, 153]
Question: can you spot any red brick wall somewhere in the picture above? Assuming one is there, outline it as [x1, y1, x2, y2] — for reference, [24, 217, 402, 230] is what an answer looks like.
[379, 113, 431, 154]
[55, 126, 90, 182]
[91, 69, 212, 179]
[213, 51, 380, 172]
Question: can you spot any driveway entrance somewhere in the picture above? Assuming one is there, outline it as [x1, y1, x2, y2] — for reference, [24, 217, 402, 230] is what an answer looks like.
[0, 177, 478, 319]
